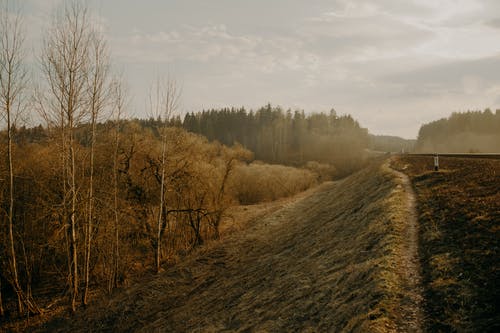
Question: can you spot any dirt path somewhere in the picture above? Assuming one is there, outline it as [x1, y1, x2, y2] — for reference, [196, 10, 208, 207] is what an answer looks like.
[388, 162, 425, 333]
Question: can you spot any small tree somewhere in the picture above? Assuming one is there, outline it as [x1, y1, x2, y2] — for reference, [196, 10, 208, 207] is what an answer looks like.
[209, 143, 252, 239]
[148, 77, 180, 272]
[109, 76, 127, 291]
[0, 0, 39, 315]
[40, 0, 92, 312]
[82, 25, 111, 306]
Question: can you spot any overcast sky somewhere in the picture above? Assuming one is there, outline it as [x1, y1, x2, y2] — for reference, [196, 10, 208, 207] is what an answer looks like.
[21, 0, 500, 138]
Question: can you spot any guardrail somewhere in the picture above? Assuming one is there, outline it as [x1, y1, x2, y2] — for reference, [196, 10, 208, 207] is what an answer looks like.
[405, 153, 500, 160]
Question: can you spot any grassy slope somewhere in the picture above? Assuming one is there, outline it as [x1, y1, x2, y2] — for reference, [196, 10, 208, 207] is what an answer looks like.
[392, 156, 500, 332]
[30, 158, 417, 332]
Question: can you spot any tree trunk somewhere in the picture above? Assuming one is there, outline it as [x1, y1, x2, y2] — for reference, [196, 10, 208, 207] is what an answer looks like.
[69, 141, 78, 312]
[112, 124, 120, 290]
[0, 276, 4, 316]
[5, 114, 40, 315]
[149, 77, 180, 272]
[111, 85, 123, 290]
[7, 94, 24, 314]
[83, 32, 109, 303]
[195, 212, 203, 247]
[156, 138, 167, 273]
[83, 110, 96, 305]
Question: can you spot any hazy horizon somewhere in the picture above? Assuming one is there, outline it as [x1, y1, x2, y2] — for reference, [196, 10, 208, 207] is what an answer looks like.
[21, 0, 500, 139]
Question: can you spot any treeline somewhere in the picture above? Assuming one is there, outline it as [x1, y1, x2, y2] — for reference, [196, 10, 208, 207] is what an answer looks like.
[416, 109, 500, 153]
[182, 106, 370, 175]
[368, 135, 415, 153]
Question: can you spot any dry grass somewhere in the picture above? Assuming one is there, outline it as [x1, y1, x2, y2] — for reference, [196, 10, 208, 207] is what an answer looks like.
[23, 158, 423, 332]
[392, 155, 500, 332]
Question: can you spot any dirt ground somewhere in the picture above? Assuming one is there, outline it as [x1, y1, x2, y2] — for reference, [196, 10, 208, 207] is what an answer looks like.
[392, 156, 500, 332]
[26, 158, 426, 332]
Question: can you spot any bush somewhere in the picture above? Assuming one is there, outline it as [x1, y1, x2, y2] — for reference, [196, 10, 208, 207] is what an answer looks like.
[304, 161, 337, 181]
[230, 162, 318, 204]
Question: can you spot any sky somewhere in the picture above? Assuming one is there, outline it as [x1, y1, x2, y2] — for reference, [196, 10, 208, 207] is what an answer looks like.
[19, 0, 500, 138]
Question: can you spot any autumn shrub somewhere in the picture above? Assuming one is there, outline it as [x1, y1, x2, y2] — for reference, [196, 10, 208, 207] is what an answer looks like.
[304, 161, 337, 181]
[230, 162, 318, 204]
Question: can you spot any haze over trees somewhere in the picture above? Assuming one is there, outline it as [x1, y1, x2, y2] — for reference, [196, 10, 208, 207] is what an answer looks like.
[183, 106, 369, 176]
[368, 135, 415, 153]
[416, 109, 500, 153]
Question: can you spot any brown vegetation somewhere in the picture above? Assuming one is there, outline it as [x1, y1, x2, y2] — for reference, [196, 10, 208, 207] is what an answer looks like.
[230, 162, 318, 204]
[24, 158, 425, 332]
[392, 155, 500, 332]
[0, 118, 323, 325]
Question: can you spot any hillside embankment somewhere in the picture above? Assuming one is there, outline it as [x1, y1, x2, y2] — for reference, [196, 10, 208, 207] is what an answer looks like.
[30, 158, 424, 332]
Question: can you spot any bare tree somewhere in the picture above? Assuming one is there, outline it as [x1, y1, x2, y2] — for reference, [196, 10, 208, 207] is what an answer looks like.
[209, 144, 250, 239]
[40, 1, 92, 312]
[0, 0, 40, 315]
[109, 75, 127, 291]
[148, 77, 180, 272]
[82, 27, 110, 306]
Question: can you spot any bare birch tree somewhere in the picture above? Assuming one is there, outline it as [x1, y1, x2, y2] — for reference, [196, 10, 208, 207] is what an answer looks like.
[109, 75, 127, 292]
[0, 0, 40, 315]
[82, 27, 110, 306]
[148, 77, 180, 272]
[40, 1, 92, 312]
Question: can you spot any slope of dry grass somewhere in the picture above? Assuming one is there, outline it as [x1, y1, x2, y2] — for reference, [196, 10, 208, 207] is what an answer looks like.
[392, 156, 500, 332]
[27, 158, 421, 332]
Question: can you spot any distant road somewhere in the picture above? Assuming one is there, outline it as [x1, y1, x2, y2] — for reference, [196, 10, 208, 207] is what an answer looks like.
[405, 153, 500, 160]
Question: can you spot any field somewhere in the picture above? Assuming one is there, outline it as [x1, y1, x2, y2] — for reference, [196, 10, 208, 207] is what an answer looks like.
[392, 156, 500, 332]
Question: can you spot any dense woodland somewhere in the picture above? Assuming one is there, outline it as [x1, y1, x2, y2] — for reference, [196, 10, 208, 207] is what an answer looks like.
[183, 106, 369, 175]
[416, 109, 500, 153]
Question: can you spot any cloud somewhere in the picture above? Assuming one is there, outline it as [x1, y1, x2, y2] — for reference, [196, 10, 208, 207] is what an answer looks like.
[115, 23, 315, 77]
[19, 0, 500, 138]
[25, 0, 60, 12]
[117, 25, 256, 63]
[385, 56, 500, 89]
[485, 18, 500, 29]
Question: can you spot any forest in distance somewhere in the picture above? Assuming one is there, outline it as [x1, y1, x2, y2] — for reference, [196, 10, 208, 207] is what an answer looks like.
[1, 0, 500, 324]
[181, 106, 500, 156]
